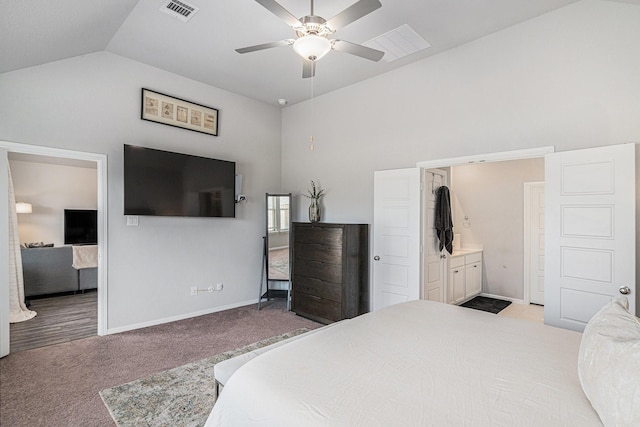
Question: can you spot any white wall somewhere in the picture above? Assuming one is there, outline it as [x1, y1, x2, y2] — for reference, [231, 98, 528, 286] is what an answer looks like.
[282, 0, 640, 220]
[281, 0, 640, 308]
[450, 158, 544, 299]
[2, 0, 640, 330]
[10, 159, 97, 246]
[0, 52, 282, 331]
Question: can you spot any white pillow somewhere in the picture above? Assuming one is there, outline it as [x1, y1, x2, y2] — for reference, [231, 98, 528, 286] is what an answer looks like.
[578, 297, 640, 427]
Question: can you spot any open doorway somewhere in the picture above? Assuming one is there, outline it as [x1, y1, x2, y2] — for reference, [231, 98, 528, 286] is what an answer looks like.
[9, 152, 98, 352]
[417, 147, 553, 323]
[0, 141, 108, 358]
[374, 144, 634, 330]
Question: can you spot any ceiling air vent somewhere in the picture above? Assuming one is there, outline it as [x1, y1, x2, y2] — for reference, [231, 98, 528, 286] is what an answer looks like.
[159, 0, 199, 22]
[364, 24, 431, 63]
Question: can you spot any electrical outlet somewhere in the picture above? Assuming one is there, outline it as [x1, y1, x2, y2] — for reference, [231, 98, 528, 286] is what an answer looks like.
[216, 282, 223, 291]
[190, 286, 198, 296]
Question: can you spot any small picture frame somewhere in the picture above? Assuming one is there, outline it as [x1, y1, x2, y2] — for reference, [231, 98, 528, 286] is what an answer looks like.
[141, 88, 219, 136]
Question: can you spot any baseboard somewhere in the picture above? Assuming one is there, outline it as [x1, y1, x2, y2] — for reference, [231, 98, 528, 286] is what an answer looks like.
[480, 293, 524, 305]
[105, 298, 258, 335]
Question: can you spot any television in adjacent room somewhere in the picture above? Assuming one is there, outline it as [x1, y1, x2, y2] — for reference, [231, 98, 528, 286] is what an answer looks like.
[64, 209, 98, 245]
[123, 145, 236, 218]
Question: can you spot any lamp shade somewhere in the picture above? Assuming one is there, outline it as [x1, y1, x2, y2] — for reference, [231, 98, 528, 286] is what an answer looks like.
[16, 202, 32, 214]
[293, 35, 331, 61]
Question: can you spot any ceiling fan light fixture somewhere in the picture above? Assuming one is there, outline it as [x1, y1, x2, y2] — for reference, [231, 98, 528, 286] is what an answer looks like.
[293, 35, 331, 61]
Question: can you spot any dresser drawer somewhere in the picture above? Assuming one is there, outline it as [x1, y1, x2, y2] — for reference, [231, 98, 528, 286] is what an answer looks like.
[294, 242, 342, 265]
[294, 275, 342, 303]
[294, 225, 343, 247]
[449, 256, 465, 269]
[293, 292, 342, 323]
[293, 259, 342, 283]
[465, 252, 482, 264]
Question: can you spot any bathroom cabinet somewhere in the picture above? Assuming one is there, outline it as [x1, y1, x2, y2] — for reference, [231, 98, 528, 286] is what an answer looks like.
[447, 250, 483, 305]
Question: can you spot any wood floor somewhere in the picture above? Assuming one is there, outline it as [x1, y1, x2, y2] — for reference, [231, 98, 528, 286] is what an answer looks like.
[10, 291, 97, 353]
[497, 302, 544, 324]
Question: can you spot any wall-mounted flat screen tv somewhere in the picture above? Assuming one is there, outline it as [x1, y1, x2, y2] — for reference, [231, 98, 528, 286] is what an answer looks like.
[64, 209, 98, 245]
[124, 145, 236, 218]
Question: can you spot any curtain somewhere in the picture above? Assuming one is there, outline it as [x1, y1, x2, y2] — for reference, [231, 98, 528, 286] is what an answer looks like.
[8, 165, 36, 323]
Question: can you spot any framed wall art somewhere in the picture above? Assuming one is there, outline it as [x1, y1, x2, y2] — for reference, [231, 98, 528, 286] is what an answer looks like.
[141, 88, 219, 136]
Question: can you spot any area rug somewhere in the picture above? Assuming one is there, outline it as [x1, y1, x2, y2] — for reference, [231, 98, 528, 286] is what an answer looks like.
[100, 328, 309, 427]
[460, 296, 511, 314]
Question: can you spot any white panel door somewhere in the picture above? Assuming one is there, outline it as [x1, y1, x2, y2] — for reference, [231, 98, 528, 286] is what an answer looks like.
[545, 144, 635, 332]
[0, 148, 9, 358]
[423, 169, 447, 302]
[373, 168, 421, 310]
[527, 183, 545, 305]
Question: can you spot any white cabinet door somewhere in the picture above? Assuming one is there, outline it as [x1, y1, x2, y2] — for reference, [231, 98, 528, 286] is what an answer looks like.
[465, 262, 482, 298]
[545, 144, 636, 331]
[372, 168, 422, 310]
[449, 267, 465, 304]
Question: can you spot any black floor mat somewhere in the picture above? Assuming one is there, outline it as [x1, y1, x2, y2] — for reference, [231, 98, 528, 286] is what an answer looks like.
[460, 296, 511, 314]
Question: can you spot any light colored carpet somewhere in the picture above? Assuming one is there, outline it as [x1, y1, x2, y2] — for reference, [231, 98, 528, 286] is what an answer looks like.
[1, 300, 320, 427]
[100, 328, 309, 427]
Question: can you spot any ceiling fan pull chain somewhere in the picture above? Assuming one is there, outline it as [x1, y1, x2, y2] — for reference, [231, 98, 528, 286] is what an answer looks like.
[310, 72, 315, 151]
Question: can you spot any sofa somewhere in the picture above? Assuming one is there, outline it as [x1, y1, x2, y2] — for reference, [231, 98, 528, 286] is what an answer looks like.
[21, 246, 97, 297]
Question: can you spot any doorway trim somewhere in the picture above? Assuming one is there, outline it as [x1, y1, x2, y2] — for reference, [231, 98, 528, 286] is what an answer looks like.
[416, 147, 555, 169]
[0, 140, 108, 337]
[414, 146, 554, 308]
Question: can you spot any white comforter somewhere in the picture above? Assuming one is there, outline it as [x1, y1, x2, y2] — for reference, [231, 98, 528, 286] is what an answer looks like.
[206, 300, 601, 426]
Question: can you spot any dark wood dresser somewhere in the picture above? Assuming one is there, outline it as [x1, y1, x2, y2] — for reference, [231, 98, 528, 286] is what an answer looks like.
[291, 222, 369, 324]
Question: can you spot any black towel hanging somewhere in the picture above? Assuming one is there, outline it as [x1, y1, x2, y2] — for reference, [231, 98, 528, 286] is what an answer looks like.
[434, 186, 453, 255]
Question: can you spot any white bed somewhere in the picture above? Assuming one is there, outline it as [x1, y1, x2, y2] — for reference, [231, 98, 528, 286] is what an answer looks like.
[206, 300, 603, 426]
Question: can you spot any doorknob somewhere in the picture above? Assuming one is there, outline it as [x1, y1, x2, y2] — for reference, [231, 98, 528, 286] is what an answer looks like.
[619, 286, 631, 295]
[440, 254, 446, 259]
[374, 256, 380, 261]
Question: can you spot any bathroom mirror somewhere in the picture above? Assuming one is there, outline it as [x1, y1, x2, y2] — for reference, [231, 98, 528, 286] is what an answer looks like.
[265, 193, 292, 281]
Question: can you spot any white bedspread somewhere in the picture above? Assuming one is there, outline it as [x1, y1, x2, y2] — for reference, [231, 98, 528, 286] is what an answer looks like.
[71, 244, 98, 269]
[206, 300, 601, 426]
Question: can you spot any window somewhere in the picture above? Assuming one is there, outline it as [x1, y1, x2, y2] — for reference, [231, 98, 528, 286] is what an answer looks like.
[268, 196, 289, 232]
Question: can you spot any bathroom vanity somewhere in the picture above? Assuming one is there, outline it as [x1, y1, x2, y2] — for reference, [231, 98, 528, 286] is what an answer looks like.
[446, 249, 483, 305]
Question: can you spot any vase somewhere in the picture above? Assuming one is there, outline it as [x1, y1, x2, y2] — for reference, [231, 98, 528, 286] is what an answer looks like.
[309, 199, 320, 223]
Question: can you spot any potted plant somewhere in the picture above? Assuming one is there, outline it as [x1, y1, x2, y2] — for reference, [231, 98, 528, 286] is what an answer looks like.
[304, 180, 324, 223]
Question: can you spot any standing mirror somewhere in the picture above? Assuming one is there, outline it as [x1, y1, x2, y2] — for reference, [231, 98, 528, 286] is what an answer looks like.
[258, 193, 292, 309]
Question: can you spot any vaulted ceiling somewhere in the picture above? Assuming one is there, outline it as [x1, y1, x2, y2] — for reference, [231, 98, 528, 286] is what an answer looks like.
[1, 0, 582, 106]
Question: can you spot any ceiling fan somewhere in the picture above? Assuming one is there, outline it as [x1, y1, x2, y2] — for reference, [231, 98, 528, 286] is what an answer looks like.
[236, 0, 385, 78]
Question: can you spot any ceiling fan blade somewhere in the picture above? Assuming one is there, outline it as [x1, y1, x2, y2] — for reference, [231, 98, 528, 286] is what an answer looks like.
[255, 0, 301, 28]
[235, 39, 293, 54]
[302, 60, 316, 78]
[332, 40, 384, 61]
[325, 0, 381, 31]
